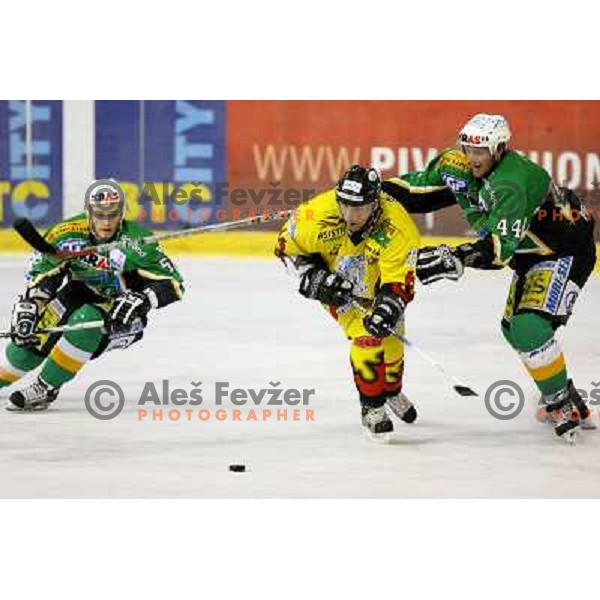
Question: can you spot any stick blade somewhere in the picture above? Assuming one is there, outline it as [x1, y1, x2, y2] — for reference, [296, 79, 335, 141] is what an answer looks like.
[454, 385, 478, 397]
[14, 218, 56, 254]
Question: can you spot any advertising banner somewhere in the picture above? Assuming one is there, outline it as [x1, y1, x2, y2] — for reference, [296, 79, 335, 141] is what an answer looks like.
[95, 100, 227, 229]
[227, 101, 600, 235]
[0, 100, 63, 228]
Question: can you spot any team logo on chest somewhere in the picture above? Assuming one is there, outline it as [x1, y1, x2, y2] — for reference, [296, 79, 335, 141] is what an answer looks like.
[335, 254, 367, 300]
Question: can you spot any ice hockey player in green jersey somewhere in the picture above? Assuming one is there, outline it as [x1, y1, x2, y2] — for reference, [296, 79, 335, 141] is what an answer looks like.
[383, 114, 596, 440]
[0, 180, 185, 411]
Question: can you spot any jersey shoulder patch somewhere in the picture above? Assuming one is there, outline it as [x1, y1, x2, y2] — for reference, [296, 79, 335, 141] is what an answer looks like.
[45, 216, 89, 244]
[437, 149, 470, 173]
[377, 199, 420, 247]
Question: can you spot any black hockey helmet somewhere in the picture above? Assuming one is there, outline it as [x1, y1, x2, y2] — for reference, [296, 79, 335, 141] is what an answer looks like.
[335, 164, 381, 206]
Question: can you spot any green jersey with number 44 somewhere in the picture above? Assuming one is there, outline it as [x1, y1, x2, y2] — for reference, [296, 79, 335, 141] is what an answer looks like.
[382, 149, 595, 266]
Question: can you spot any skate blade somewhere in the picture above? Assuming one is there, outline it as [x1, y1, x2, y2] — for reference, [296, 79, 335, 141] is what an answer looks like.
[362, 427, 395, 444]
[561, 429, 577, 445]
[5, 400, 51, 413]
[540, 411, 596, 432]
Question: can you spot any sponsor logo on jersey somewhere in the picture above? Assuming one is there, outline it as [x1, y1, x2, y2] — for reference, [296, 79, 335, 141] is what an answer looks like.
[57, 238, 87, 252]
[121, 236, 147, 257]
[439, 150, 470, 173]
[79, 253, 110, 271]
[46, 220, 89, 244]
[317, 224, 346, 242]
[109, 249, 127, 271]
[370, 228, 391, 248]
[519, 257, 573, 315]
[521, 269, 552, 310]
[441, 173, 468, 193]
[546, 257, 572, 314]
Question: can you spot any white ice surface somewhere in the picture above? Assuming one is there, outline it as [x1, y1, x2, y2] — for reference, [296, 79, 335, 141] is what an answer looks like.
[1, 255, 599, 498]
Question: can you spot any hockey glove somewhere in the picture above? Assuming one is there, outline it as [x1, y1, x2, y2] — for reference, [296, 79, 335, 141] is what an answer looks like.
[299, 268, 353, 307]
[108, 291, 152, 336]
[454, 239, 504, 270]
[416, 244, 465, 285]
[10, 295, 41, 347]
[363, 292, 406, 338]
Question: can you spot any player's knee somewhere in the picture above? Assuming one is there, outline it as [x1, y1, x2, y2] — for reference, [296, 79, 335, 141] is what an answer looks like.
[509, 313, 553, 352]
[6, 342, 45, 372]
[66, 304, 105, 347]
[68, 304, 105, 326]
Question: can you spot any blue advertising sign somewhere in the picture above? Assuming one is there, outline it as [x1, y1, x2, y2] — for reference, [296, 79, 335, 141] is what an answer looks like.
[0, 100, 63, 227]
[95, 100, 226, 229]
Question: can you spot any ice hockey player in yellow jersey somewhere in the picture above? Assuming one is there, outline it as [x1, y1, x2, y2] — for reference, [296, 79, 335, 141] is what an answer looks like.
[276, 165, 421, 437]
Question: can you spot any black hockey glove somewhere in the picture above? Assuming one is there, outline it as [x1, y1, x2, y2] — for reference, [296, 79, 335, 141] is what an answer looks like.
[10, 295, 41, 347]
[299, 268, 354, 307]
[108, 291, 151, 336]
[454, 239, 504, 270]
[416, 244, 465, 285]
[363, 292, 406, 338]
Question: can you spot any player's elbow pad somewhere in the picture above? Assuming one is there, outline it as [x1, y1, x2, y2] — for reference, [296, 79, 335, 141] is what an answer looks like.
[145, 280, 183, 308]
[26, 270, 64, 301]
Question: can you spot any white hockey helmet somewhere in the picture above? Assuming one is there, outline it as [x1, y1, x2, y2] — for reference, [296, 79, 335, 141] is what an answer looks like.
[85, 178, 125, 220]
[458, 114, 511, 158]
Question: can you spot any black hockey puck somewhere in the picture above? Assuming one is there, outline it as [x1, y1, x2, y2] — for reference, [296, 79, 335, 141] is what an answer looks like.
[229, 464, 246, 473]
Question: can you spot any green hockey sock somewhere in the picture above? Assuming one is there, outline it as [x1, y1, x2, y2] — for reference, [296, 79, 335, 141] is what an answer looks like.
[41, 305, 106, 388]
[504, 313, 567, 396]
[0, 343, 45, 387]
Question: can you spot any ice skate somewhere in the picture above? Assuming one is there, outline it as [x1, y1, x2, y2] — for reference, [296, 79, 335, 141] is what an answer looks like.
[539, 380, 595, 435]
[567, 381, 596, 430]
[542, 382, 586, 441]
[361, 405, 394, 436]
[6, 378, 59, 412]
[386, 392, 417, 423]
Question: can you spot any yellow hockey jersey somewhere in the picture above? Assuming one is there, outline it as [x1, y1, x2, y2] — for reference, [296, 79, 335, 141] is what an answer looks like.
[276, 189, 420, 304]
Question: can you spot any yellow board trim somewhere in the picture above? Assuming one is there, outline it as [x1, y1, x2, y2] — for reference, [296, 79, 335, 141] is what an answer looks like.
[1, 229, 599, 274]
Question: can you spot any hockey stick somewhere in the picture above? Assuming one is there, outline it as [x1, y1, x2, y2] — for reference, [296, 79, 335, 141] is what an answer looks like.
[280, 255, 477, 397]
[14, 209, 294, 260]
[350, 298, 477, 397]
[0, 320, 106, 339]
